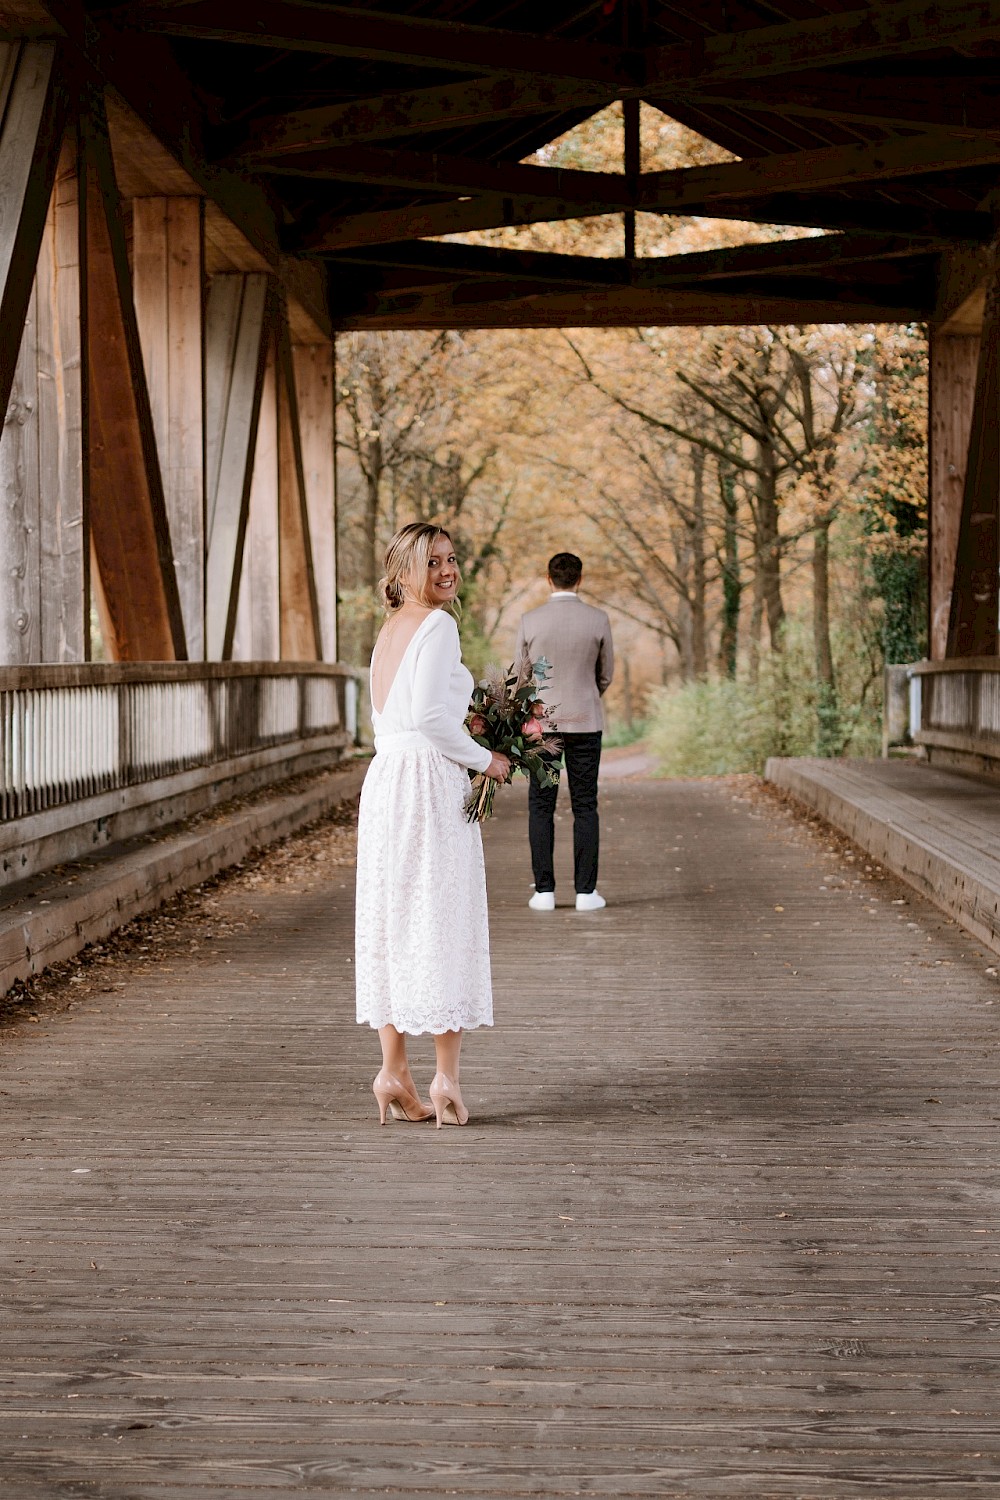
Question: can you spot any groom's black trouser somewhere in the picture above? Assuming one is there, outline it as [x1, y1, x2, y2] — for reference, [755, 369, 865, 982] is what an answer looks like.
[528, 731, 602, 896]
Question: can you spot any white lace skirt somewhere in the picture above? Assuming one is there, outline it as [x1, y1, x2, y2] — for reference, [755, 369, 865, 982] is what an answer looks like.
[355, 739, 494, 1035]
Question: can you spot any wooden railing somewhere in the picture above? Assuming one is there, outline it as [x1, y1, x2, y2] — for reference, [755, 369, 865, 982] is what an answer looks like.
[910, 659, 1000, 767]
[0, 663, 359, 822]
[0, 663, 361, 884]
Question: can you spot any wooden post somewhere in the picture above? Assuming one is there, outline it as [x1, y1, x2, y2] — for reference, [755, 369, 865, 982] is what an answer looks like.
[293, 341, 336, 661]
[0, 281, 42, 663]
[945, 254, 1000, 658]
[0, 42, 69, 429]
[232, 344, 279, 660]
[623, 98, 639, 261]
[133, 197, 206, 659]
[36, 133, 86, 663]
[0, 134, 85, 665]
[82, 93, 187, 661]
[928, 331, 978, 659]
[204, 272, 274, 659]
[277, 316, 321, 662]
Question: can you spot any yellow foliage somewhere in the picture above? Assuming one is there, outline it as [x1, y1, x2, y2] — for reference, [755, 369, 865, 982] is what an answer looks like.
[336, 105, 930, 718]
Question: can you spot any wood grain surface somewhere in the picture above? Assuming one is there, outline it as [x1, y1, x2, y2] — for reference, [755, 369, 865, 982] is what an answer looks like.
[766, 756, 1000, 957]
[1, 776, 999, 1497]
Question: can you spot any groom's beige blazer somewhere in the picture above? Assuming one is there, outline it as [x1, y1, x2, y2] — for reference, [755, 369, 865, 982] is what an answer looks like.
[514, 592, 614, 733]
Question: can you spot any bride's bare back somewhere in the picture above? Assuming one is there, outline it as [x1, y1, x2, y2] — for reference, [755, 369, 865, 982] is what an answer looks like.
[370, 606, 433, 714]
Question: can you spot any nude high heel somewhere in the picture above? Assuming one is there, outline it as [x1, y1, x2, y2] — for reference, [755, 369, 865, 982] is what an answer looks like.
[372, 1072, 434, 1124]
[429, 1072, 470, 1129]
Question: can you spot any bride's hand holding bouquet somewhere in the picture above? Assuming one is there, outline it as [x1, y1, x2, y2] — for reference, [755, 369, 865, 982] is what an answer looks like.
[464, 659, 561, 823]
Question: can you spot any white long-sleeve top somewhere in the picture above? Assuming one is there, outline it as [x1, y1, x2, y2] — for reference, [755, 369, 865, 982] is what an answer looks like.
[371, 608, 493, 773]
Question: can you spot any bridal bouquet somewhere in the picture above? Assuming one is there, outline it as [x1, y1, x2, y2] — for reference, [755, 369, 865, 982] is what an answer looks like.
[464, 658, 561, 823]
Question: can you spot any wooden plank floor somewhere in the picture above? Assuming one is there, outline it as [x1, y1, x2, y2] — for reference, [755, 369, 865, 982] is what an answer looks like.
[2, 775, 1000, 1498]
[766, 756, 1000, 956]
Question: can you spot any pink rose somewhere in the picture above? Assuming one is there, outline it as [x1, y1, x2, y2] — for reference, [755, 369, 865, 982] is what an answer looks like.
[468, 714, 488, 736]
[522, 718, 543, 740]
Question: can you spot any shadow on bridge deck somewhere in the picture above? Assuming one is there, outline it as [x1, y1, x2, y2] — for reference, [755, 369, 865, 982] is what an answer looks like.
[1, 773, 999, 1498]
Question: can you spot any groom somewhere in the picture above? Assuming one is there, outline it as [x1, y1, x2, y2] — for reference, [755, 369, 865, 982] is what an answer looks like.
[514, 552, 614, 912]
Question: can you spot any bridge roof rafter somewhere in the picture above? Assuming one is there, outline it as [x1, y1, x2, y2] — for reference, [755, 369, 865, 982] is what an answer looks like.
[12, 0, 1000, 329]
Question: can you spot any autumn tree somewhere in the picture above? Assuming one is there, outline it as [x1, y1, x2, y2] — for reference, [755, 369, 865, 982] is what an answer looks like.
[337, 330, 538, 662]
[853, 324, 929, 665]
[332, 101, 929, 759]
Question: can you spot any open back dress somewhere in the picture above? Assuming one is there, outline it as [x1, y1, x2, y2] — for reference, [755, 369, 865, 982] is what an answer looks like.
[354, 608, 495, 1036]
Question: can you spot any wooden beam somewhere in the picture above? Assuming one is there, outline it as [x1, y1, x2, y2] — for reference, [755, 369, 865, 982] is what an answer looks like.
[474, 273, 926, 315]
[82, 91, 187, 662]
[234, 0, 1000, 161]
[258, 143, 634, 208]
[263, 139, 990, 249]
[638, 133, 1000, 209]
[105, 0, 1000, 92]
[301, 192, 615, 255]
[0, 41, 70, 427]
[672, 0, 1000, 80]
[933, 246, 991, 333]
[276, 309, 321, 661]
[36, 131, 86, 662]
[701, 195, 992, 244]
[301, 131, 1000, 252]
[0, 274, 45, 664]
[231, 342, 279, 660]
[233, 71, 613, 164]
[619, 233, 932, 285]
[929, 331, 979, 659]
[44, 1, 275, 256]
[334, 240, 935, 324]
[945, 252, 1000, 657]
[623, 94, 639, 261]
[333, 232, 937, 301]
[292, 341, 335, 662]
[40, 0, 333, 340]
[204, 272, 274, 660]
[316, 193, 989, 255]
[107, 1, 639, 87]
[0, 131, 86, 665]
[680, 73, 1000, 139]
[335, 284, 927, 333]
[133, 196, 206, 660]
[341, 274, 929, 324]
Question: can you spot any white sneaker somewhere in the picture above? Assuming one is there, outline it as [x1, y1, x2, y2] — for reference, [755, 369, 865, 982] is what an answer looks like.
[528, 891, 555, 911]
[575, 891, 606, 911]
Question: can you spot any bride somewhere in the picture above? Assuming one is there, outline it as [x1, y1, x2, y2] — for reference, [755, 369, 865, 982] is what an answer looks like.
[355, 523, 510, 1127]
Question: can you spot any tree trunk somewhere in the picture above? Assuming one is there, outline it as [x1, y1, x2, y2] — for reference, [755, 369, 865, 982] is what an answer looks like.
[362, 445, 381, 591]
[349, 430, 383, 659]
[672, 520, 696, 682]
[748, 563, 763, 684]
[754, 436, 785, 651]
[690, 445, 708, 677]
[676, 595, 695, 681]
[812, 513, 841, 754]
[718, 462, 741, 679]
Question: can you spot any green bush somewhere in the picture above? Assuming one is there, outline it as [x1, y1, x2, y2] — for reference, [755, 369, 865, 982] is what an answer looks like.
[647, 631, 882, 777]
[647, 676, 801, 776]
[602, 716, 649, 749]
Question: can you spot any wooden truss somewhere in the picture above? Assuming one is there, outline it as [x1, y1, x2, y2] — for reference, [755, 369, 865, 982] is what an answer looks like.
[3, 2, 1000, 661]
[941, 260, 1000, 659]
[7, 0, 998, 334]
[0, 41, 335, 665]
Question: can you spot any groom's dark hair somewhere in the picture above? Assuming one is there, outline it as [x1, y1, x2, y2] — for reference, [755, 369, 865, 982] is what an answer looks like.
[548, 552, 583, 589]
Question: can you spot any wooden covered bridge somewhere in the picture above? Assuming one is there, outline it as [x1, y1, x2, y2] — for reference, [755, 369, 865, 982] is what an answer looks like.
[3, 2, 1000, 1495]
